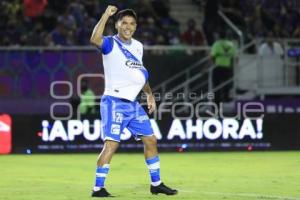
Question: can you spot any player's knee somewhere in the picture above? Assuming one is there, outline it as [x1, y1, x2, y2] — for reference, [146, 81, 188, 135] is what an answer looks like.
[104, 140, 119, 153]
[144, 135, 157, 147]
[150, 135, 157, 146]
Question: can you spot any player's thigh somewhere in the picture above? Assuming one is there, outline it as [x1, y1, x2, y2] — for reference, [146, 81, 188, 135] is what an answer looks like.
[127, 103, 154, 140]
[100, 96, 130, 142]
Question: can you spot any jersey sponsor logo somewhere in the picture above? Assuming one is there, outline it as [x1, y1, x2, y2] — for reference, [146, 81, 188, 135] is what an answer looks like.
[0, 114, 12, 154]
[125, 60, 143, 69]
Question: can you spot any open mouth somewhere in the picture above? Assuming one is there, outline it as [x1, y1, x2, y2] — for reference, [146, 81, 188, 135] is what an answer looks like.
[124, 30, 131, 37]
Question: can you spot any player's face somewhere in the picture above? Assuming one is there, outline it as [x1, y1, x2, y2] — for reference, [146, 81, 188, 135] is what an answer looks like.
[116, 16, 137, 41]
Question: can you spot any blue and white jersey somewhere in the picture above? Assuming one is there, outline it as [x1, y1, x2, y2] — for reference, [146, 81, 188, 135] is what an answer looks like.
[99, 35, 149, 101]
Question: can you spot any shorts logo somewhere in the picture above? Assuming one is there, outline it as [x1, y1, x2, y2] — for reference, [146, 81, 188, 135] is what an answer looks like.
[111, 124, 121, 135]
[137, 115, 149, 122]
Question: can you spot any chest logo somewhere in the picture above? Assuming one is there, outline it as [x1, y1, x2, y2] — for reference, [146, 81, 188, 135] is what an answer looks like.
[125, 60, 143, 69]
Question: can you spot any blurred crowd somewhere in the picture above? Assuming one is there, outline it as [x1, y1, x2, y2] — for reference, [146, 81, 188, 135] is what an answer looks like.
[0, 0, 200, 46]
[203, 0, 300, 45]
[1, 0, 300, 47]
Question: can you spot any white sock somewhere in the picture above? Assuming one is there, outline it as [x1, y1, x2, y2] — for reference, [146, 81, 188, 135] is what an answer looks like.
[151, 180, 162, 186]
[93, 186, 102, 191]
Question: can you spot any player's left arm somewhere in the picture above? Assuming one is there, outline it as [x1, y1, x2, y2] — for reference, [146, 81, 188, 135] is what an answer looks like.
[142, 82, 156, 114]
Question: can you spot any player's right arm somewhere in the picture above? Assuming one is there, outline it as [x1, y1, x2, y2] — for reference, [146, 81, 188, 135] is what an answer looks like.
[90, 5, 117, 47]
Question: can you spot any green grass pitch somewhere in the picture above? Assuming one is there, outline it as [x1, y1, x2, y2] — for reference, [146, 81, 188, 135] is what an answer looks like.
[0, 151, 300, 200]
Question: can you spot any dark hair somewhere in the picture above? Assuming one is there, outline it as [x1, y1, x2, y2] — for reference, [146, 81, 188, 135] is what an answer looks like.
[115, 9, 137, 22]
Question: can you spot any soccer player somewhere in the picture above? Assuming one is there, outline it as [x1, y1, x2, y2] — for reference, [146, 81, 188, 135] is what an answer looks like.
[89, 5, 178, 197]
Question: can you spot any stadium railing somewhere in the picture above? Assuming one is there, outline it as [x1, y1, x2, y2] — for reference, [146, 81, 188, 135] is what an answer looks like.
[159, 38, 300, 114]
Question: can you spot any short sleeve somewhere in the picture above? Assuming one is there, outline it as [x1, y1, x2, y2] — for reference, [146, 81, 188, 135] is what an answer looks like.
[99, 36, 114, 55]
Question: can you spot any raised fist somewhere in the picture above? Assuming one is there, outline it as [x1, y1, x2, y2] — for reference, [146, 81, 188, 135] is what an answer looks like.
[105, 5, 118, 17]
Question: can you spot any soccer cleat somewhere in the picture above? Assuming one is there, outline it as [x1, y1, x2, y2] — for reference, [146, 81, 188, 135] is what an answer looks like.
[150, 182, 178, 195]
[91, 188, 113, 197]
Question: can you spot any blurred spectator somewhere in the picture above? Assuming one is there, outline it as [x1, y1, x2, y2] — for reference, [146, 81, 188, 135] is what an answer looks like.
[273, 24, 289, 38]
[69, 0, 86, 27]
[66, 30, 75, 46]
[137, 16, 157, 45]
[258, 32, 284, 57]
[211, 30, 237, 103]
[50, 23, 67, 46]
[42, 32, 54, 46]
[79, 79, 96, 115]
[160, 18, 179, 45]
[23, 0, 48, 17]
[168, 31, 181, 46]
[57, 8, 76, 31]
[76, 16, 96, 45]
[292, 23, 300, 38]
[258, 31, 285, 87]
[6, 0, 22, 17]
[181, 19, 205, 46]
[1, 0, 300, 47]
[155, 35, 167, 45]
[26, 22, 44, 45]
[140, 32, 156, 46]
